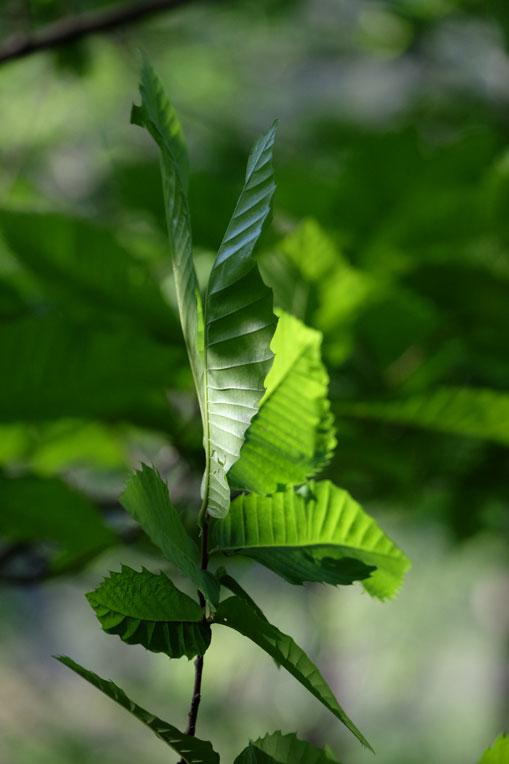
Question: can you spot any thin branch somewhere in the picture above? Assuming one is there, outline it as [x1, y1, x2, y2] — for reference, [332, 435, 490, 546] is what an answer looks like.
[0, 0, 200, 65]
[178, 514, 209, 761]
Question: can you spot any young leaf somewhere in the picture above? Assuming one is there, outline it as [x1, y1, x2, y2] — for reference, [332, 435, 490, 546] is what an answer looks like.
[119, 465, 219, 608]
[212, 481, 410, 600]
[0, 473, 116, 570]
[132, 55, 205, 415]
[213, 596, 372, 751]
[55, 656, 219, 764]
[477, 735, 509, 764]
[229, 311, 336, 494]
[234, 731, 340, 764]
[336, 387, 509, 445]
[202, 122, 278, 518]
[133, 57, 278, 520]
[87, 566, 211, 660]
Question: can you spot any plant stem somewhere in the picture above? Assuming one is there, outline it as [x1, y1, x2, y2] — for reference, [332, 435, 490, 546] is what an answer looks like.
[178, 514, 209, 762]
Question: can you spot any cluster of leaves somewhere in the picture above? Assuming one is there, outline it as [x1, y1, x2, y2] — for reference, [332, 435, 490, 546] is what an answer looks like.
[53, 58, 415, 760]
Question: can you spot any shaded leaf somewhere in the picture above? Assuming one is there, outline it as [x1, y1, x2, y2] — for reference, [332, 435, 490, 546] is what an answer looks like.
[337, 387, 509, 446]
[212, 481, 410, 600]
[0, 209, 178, 340]
[87, 566, 210, 660]
[229, 311, 335, 494]
[234, 731, 340, 764]
[213, 596, 372, 751]
[0, 315, 184, 425]
[0, 473, 115, 570]
[119, 465, 219, 608]
[56, 656, 219, 764]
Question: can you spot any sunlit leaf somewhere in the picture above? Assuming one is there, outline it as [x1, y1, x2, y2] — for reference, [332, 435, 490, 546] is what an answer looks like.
[56, 656, 219, 764]
[87, 566, 210, 659]
[212, 481, 410, 600]
[202, 122, 278, 518]
[213, 596, 372, 751]
[229, 311, 335, 494]
[477, 735, 509, 764]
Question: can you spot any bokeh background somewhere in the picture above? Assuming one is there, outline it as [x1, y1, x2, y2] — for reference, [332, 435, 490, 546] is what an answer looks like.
[0, 1, 508, 763]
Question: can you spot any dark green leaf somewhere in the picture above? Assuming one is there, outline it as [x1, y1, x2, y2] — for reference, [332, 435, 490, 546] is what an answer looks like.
[87, 566, 210, 659]
[55, 656, 219, 764]
[0, 473, 115, 570]
[337, 387, 509, 446]
[213, 596, 372, 751]
[234, 731, 340, 764]
[119, 465, 219, 608]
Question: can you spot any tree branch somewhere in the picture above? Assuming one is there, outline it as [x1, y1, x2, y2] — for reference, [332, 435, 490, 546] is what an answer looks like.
[0, 0, 200, 65]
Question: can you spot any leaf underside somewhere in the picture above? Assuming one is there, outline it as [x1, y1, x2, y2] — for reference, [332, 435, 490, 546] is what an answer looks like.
[87, 566, 210, 660]
[119, 465, 219, 608]
[214, 596, 372, 751]
[212, 480, 410, 600]
[56, 656, 219, 764]
[202, 122, 278, 518]
[229, 311, 336, 495]
[234, 731, 340, 764]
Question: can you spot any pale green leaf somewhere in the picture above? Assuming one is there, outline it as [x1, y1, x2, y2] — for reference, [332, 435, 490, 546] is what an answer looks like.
[56, 656, 219, 764]
[133, 56, 204, 414]
[234, 731, 340, 764]
[229, 311, 336, 494]
[119, 465, 219, 608]
[87, 566, 210, 659]
[213, 596, 372, 751]
[211, 481, 410, 600]
[336, 387, 509, 445]
[478, 735, 509, 764]
[202, 123, 278, 518]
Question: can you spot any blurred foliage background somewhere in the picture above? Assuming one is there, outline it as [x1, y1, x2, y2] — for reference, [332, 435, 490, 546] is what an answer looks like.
[0, 1, 508, 763]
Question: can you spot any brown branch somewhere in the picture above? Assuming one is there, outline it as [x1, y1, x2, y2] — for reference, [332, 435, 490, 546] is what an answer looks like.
[0, 0, 200, 65]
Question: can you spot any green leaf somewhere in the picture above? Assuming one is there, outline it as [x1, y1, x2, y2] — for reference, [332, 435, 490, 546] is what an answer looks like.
[211, 481, 410, 600]
[87, 566, 210, 660]
[202, 122, 278, 518]
[234, 732, 340, 764]
[55, 656, 219, 764]
[133, 57, 278, 520]
[0, 314, 183, 426]
[119, 465, 219, 608]
[0, 209, 178, 341]
[478, 735, 509, 764]
[0, 473, 115, 570]
[229, 311, 336, 494]
[336, 387, 509, 446]
[133, 56, 204, 416]
[213, 596, 372, 751]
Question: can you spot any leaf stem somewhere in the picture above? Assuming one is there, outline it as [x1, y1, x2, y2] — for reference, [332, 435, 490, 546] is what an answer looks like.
[178, 514, 209, 762]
